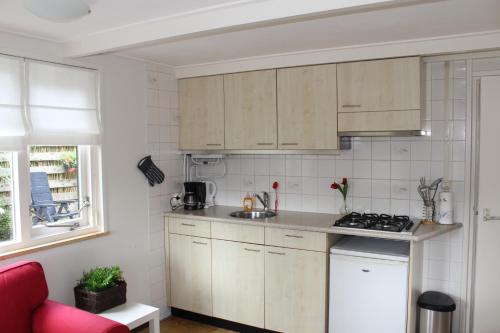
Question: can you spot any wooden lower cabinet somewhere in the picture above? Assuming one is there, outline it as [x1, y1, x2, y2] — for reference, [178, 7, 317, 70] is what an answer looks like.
[169, 233, 212, 316]
[212, 239, 265, 328]
[265, 246, 327, 333]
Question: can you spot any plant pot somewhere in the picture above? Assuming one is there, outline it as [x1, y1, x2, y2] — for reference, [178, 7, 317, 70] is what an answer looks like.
[74, 281, 127, 313]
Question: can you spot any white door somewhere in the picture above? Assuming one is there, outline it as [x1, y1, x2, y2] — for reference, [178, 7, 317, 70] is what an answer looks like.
[472, 76, 500, 332]
[329, 254, 408, 333]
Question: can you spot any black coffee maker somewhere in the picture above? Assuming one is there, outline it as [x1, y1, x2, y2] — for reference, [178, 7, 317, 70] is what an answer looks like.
[183, 182, 206, 210]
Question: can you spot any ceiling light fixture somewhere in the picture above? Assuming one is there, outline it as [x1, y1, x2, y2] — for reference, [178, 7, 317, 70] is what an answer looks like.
[24, 0, 91, 23]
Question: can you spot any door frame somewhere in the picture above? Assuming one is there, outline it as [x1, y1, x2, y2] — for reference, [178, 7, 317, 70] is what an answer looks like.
[466, 70, 500, 333]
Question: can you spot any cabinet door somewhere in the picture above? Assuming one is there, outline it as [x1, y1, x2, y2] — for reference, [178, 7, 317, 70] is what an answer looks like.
[169, 233, 212, 315]
[277, 64, 338, 149]
[265, 246, 327, 333]
[224, 70, 277, 149]
[178, 75, 224, 150]
[212, 239, 265, 327]
[337, 57, 421, 113]
[329, 254, 408, 333]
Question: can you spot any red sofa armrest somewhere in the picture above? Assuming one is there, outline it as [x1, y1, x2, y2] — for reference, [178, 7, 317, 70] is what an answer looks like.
[32, 300, 130, 333]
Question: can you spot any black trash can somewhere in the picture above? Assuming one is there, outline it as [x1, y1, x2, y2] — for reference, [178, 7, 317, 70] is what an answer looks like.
[417, 291, 456, 333]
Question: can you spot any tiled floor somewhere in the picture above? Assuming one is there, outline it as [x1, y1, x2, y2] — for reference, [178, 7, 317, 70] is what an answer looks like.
[138, 316, 234, 333]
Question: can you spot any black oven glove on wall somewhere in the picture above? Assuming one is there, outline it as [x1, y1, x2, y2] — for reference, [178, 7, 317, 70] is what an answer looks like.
[137, 155, 165, 186]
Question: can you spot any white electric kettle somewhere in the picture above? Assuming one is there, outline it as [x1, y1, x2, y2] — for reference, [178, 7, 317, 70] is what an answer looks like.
[203, 181, 217, 207]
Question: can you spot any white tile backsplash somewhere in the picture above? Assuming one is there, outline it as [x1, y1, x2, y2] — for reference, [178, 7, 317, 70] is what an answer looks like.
[372, 160, 390, 179]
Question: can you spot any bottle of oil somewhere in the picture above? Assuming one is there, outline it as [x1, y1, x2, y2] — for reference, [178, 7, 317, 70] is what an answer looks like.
[243, 192, 254, 212]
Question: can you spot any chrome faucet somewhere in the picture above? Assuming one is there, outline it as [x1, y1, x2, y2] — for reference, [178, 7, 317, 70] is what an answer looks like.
[255, 191, 270, 211]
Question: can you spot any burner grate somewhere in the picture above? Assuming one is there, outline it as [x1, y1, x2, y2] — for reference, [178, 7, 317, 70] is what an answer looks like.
[333, 213, 414, 233]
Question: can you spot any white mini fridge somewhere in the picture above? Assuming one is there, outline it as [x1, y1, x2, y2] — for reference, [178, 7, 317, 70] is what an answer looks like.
[329, 236, 410, 333]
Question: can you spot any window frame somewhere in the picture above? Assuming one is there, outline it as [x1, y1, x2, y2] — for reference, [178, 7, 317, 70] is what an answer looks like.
[0, 145, 103, 253]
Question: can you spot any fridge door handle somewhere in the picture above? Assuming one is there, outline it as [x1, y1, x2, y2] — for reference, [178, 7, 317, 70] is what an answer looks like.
[362, 269, 370, 273]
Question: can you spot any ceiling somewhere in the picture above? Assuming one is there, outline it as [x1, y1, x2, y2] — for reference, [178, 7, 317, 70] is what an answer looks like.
[0, 0, 499, 67]
[121, 0, 500, 66]
[0, 0, 241, 41]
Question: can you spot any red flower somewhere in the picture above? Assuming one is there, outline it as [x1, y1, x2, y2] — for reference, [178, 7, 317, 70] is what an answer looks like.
[272, 181, 279, 190]
[331, 183, 339, 190]
[341, 177, 348, 185]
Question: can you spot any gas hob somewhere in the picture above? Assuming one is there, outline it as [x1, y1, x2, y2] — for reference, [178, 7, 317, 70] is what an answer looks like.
[333, 212, 417, 234]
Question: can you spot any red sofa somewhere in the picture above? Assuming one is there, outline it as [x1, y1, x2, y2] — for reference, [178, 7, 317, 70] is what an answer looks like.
[0, 261, 130, 333]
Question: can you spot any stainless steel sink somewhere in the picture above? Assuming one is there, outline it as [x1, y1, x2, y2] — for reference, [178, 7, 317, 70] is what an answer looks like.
[230, 210, 277, 219]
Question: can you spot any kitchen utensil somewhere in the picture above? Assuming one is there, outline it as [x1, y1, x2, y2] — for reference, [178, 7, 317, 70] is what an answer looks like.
[137, 155, 165, 186]
[183, 182, 206, 210]
[203, 180, 217, 207]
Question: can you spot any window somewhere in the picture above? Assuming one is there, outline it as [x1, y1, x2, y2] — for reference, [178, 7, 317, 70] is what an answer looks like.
[0, 54, 103, 254]
[0, 152, 14, 244]
[29, 145, 81, 224]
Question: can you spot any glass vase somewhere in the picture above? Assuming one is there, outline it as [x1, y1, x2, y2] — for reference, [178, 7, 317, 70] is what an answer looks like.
[339, 199, 348, 215]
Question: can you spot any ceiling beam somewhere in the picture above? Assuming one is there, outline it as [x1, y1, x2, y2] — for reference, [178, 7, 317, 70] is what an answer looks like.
[64, 0, 429, 57]
[173, 30, 500, 78]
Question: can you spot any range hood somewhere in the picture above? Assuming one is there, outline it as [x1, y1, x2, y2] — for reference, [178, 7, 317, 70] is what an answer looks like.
[338, 130, 427, 137]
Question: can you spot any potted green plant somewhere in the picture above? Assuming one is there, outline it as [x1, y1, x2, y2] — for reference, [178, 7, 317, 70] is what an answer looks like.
[61, 151, 78, 174]
[74, 266, 126, 313]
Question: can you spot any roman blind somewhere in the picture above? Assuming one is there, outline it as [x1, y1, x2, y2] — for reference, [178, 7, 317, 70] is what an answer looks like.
[27, 60, 100, 145]
[0, 55, 25, 150]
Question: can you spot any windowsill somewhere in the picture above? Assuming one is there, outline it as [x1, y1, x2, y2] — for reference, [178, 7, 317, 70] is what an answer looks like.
[0, 231, 109, 261]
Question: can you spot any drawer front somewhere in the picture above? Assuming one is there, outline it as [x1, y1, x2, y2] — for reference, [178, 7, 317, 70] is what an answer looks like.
[212, 221, 264, 244]
[265, 228, 327, 252]
[338, 110, 421, 132]
[168, 217, 211, 238]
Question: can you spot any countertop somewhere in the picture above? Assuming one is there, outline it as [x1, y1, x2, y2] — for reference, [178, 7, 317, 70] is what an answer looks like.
[165, 206, 462, 242]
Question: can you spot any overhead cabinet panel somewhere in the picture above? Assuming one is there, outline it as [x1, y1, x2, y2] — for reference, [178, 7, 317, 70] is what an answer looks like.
[224, 70, 277, 149]
[337, 57, 421, 113]
[277, 64, 338, 149]
[178, 75, 225, 150]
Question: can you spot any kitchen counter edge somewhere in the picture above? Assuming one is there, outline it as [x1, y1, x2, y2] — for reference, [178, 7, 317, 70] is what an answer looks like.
[164, 207, 462, 242]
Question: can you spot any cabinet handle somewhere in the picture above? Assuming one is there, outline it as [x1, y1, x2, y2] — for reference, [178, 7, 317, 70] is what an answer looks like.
[362, 269, 370, 273]
[193, 241, 208, 245]
[483, 209, 500, 222]
[268, 251, 286, 256]
[281, 143, 299, 146]
[244, 248, 261, 253]
[285, 234, 304, 239]
[256, 143, 274, 146]
[342, 104, 361, 107]
[181, 223, 196, 227]
[206, 143, 222, 146]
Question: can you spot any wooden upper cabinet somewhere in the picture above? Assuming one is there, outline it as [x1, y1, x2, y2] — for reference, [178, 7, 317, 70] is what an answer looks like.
[337, 57, 421, 113]
[178, 75, 224, 150]
[224, 70, 277, 149]
[277, 64, 338, 150]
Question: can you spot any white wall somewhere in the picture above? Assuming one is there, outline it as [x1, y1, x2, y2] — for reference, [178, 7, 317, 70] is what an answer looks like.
[1, 31, 157, 311]
[144, 63, 182, 318]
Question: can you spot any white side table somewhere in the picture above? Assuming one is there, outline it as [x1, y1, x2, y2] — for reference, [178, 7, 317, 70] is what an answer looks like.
[98, 302, 160, 333]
